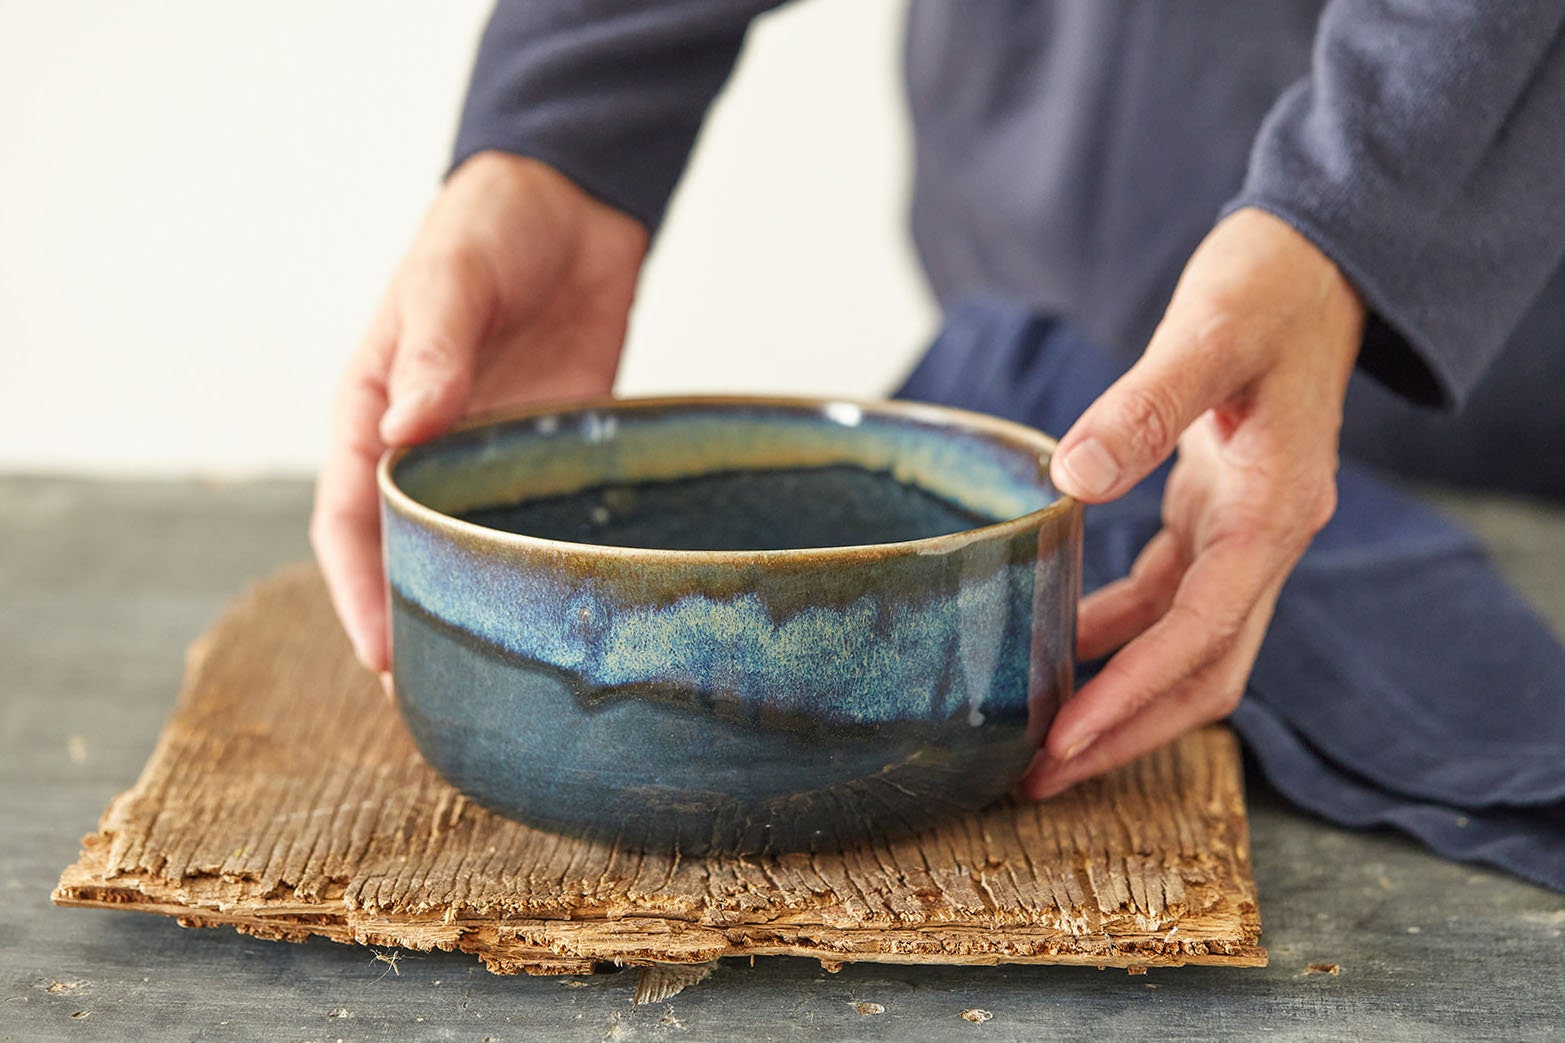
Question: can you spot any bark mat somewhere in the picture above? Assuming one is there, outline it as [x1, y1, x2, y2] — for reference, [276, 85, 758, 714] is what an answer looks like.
[54, 564, 1265, 974]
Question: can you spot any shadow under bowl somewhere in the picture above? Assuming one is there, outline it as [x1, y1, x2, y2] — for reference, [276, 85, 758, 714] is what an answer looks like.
[380, 396, 1082, 855]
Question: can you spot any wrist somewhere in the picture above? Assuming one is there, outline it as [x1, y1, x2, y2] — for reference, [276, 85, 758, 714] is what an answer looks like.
[452, 150, 646, 237]
[1228, 206, 1365, 364]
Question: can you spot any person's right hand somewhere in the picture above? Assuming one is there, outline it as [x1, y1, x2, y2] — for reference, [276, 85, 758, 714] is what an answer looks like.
[310, 151, 649, 678]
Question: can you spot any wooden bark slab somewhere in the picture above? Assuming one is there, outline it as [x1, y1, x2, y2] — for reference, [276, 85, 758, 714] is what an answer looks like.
[54, 564, 1265, 974]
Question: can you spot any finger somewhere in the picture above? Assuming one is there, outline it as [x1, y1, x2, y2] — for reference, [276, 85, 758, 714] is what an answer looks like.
[1076, 529, 1185, 661]
[1021, 666, 1229, 800]
[379, 255, 493, 446]
[1046, 530, 1284, 761]
[311, 331, 395, 672]
[1050, 312, 1258, 503]
[1025, 586, 1271, 800]
[313, 460, 389, 672]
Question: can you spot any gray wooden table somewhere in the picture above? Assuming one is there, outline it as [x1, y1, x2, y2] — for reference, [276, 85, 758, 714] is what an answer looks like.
[2, 476, 1562, 1042]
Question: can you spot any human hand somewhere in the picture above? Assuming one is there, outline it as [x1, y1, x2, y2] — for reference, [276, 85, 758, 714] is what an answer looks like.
[1022, 207, 1366, 799]
[310, 151, 648, 676]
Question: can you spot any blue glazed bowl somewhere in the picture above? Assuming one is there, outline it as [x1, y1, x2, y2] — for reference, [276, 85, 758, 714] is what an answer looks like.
[379, 396, 1081, 854]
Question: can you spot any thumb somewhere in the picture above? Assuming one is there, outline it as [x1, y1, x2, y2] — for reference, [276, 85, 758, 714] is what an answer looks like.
[379, 257, 494, 446]
[1050, 319, 1245, 503]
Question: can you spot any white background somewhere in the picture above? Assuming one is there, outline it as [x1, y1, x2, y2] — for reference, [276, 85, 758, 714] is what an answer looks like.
[0, 0, 934, 476]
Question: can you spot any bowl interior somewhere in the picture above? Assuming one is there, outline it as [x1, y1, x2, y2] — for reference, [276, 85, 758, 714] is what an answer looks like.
[390, 398, 1060, 553]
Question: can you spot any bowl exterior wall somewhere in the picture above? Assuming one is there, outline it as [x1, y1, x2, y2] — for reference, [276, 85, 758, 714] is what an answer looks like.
[384, 497, 1080, 854]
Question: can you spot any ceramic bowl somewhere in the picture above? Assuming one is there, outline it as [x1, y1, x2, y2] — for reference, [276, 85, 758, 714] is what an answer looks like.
[379, 396, 1081, 854]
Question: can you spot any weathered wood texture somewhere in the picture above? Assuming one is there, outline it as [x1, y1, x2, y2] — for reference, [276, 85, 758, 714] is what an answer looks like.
[53, 563, 1264, 975]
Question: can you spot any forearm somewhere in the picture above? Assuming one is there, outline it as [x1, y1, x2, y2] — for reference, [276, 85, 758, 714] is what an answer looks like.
[1225, 1, 1565, 409]
[454, 0, 788, 233]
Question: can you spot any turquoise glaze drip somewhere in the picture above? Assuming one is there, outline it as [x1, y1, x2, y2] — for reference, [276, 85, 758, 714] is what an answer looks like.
[384, 507, 1048, 726]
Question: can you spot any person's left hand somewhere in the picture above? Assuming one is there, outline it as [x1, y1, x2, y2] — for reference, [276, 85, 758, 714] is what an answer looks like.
[1022, 206, 1367, 799]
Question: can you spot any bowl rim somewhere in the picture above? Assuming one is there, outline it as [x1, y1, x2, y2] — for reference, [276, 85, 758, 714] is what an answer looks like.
[378, 394, 1080, 563]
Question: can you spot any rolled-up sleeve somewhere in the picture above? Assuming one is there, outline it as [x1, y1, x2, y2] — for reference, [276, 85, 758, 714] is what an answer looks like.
[1225, 2, 1565, 409]
[453, 0, 786, 234]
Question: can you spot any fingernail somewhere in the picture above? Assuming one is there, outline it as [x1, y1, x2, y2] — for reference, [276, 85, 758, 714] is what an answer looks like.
[381, 389, 436, 440]
[1061, 732, 1100, 762]
[1031, 775, 1073, 801]
[1056, 438, 1120, 498]
[379, 671, 395, 700]
[1026, 762, 1074, 801]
